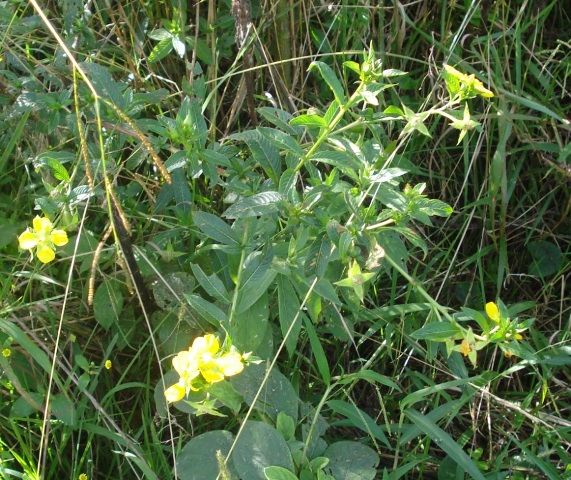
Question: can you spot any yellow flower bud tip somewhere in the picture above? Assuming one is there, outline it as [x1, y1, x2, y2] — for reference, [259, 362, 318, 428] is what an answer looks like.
[164, 382, 186, 403]
[443, 64, 494, 98]
[485, 302, 501, 322]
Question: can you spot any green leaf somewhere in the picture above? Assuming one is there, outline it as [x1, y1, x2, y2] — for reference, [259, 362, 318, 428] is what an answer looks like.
[257, 107, 299, 135]
[405, 409, 486, 480]
[258, 127, 304, 156]
[224, 191, 283, 219]
[309, 150, 362, 177]
[278, 169, 299, 201]
[322, 441, 379, 480]
[51, 394, 76, 426]
[290, 114, 329, 128]
[327, 400, 390, 447]
[80, 62, 126, 108]
[231, 293, 270, 353]
[233, 421, 295, 480]
[148, 37, 174, 63]
[400, 375, 491, 410]
[45, 157, 70, 182]
[190, 263, 231, 304]
[527, 240, 563, 277]
[264, 466, 299, 480]
[172, 167, 192, 214]
[309, 61, 347, 104]
[232, 363, 298, 422]
[338, 370, 401, 391]
[277, 275, 304, 357]
[276, 412, 296, 441]
[303, 314, 330, 384]
[184, 294, 228, 327]
[176, 430, 236, 480]
[410, 322, 462, 341]
[193, 211, 240, 246]
[93, 279, 124, 330]
[236, 247, 277, 313]
[304, 235, 332, 278]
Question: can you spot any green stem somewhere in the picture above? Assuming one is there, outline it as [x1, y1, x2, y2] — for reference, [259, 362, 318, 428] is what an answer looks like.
[227, 219, 251, 327]
[294, 81, 368, 172]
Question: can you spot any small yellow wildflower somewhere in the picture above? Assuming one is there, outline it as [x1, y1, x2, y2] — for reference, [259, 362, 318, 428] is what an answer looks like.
[78, 474, 88, 480]
[18, 216, 68, 263]
[460, 338, 472, 357]
[443, 64, 494, 99]
[485, 302, 501, 322]
[104, 360, 112, 370]
[164, 334, 246, 404]
[2, 348, 11, 358]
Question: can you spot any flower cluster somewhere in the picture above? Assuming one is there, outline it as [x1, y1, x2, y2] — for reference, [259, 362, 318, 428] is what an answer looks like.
[18, 216, 68, 264]
[164, 334, 246, 403]
[442, 64, 494, 100]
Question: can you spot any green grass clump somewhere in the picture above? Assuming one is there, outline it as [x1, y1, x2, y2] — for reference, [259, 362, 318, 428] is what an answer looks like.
[0, 1, 569, 479]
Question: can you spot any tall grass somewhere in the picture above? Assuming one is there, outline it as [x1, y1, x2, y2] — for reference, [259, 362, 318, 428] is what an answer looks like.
[0, 1, 569, 479]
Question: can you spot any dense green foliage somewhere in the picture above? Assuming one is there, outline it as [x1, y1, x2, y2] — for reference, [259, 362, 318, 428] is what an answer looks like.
[0, 1, 569, 479]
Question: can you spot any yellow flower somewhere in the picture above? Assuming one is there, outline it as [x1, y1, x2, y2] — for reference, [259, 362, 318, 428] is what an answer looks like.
[18, 216, 68, 263]
[104, 360, 112, 370]
[460, 338, 472, 357]
[485, 302, 501, 322]
[164, 334, 246, 403]
[164, 382, 186, 403]
[78, 474, 88, 480]
[443, 64, 494, 99]
[2, 348, 11, 357]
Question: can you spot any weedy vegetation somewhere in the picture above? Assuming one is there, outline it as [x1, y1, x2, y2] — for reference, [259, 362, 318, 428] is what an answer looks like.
[0, 1, 569, 479]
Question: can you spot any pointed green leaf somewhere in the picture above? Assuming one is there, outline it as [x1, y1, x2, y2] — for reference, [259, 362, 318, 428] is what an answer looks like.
[327, 400, 390, 447]
[410, 322, 462, 341]
[236, 248, 277, 313]
[309, 61, 347, 104]
[190, 263, 231, 304]
[290, 114, 329, 128]
[224, 192, 283, 219]
[258, 127, 304, 156]
[93, 279, 123, 330]
[232, 293, 269, 352]
[303, 314, 330, 384]
[277, 275, 303, 357]
[405, 409, 486, 480]
[193, 211, 240, 246]
[184, 294, 228, 327]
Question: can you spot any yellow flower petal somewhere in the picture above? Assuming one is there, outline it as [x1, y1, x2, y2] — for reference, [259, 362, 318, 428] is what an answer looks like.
[443, 64, 470, 83]
[18, 231, 38, 250]
[200, 360, 225, 383]
[36, 245, 56, 263]
[216, 352, 244, 377]
[192, 334, 220, 357]
[164, 383, 186, 403]
[50, 229, 68, 246]
[33, 216, 53, 235]
[172, 350, 199, 377]
[485, 302, 500, 322]
[460, 338, 472, 357]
